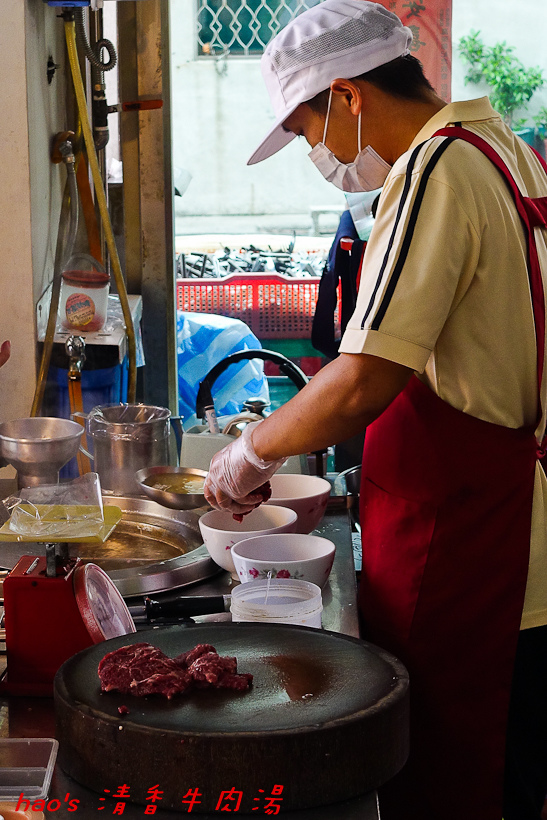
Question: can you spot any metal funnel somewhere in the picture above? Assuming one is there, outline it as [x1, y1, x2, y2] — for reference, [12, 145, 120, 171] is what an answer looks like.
[0, 417, 84, 488]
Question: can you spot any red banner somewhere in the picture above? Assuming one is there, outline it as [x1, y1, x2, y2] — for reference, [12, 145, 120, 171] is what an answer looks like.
[379, 0, 452, 102]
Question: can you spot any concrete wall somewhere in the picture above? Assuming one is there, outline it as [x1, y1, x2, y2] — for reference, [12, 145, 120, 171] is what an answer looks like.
[452, 0, 547, 120]
[171, 0, 547, 220]
[170, 0, 346, 219]
[0, 2, 66, 425]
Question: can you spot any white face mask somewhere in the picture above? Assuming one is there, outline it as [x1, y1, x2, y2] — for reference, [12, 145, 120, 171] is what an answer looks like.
[308, 90, 391, 193]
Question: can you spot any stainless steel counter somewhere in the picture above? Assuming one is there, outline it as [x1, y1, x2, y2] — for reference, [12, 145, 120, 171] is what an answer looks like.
[141, 499, 360, 639]
[0, 488, 380, 820]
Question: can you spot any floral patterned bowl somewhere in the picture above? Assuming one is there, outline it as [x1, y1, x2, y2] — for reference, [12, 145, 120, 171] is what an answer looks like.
[231, 533, 336, 588]
[198, 506, 298, 579]
[264, 474, 331, 534]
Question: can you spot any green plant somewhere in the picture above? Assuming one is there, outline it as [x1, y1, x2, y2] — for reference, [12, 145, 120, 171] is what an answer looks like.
[458, 31, 544, 127]
[533, 106, 547, 139]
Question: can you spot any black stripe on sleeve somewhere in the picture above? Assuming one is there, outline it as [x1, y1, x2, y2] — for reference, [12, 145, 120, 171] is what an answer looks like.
[370, 138, 456, 332]
[360, 143, 424, 329]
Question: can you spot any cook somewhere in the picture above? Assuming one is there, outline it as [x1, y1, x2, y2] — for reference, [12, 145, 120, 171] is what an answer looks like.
[204, 1, 547, 818]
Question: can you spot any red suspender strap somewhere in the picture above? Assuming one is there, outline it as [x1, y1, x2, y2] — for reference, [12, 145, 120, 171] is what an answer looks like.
[529, 143, 547, 175]
[356, 242, 366, 291]
[434, 126, 547, 448]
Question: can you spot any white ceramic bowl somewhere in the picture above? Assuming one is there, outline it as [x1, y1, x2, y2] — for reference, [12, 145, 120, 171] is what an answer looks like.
[264, 474, 331, 534]
[231, 532, 336, 588]
[198, 505, 298, 579]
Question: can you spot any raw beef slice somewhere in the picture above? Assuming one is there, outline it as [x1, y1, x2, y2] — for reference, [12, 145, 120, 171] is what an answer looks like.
[232, 481, 272, 522]
[174, 643, 217, 668]
[99, 642, 253, 699]
[98, 642, 192, 699]
[176, 644, 253, 690]
[188, 652, 237, 685]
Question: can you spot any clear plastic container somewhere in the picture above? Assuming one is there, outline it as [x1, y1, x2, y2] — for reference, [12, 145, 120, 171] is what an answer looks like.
[60, 254, 110, 333]
[230, 578, 323, 628]
[0, 804, 44, 820]
[0, 738, 58, 801]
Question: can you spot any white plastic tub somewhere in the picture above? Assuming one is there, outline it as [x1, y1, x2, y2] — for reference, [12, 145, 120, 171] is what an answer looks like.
[230, 578, 323, 628]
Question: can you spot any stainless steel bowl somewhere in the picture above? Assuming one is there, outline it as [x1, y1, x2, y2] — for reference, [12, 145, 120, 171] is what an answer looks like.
[135, 466, 208, 510]
[0, 417, 84, 488]
[338, 464, 361, 530]
[340, 464, 361, 496]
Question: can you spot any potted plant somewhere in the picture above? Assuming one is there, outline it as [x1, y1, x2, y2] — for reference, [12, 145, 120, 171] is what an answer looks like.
[458, 31, 544, 143]
[533, 106, 547, 159]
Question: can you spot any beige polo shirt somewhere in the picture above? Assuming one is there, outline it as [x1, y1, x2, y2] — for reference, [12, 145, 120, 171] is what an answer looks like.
[340, 97, 547, 629]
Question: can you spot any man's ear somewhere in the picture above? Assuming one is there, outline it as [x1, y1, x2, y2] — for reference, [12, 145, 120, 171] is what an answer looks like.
[330, 78, 363, 115]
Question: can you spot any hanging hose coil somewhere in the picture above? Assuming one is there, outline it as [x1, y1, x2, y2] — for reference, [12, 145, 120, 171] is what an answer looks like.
[74, 8, 117, 72]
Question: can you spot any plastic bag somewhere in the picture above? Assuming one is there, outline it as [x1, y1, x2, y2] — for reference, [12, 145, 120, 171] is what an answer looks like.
[5, 473, 104, 538]
[85, 403, 171, 442]
[177, 312, 270, 430]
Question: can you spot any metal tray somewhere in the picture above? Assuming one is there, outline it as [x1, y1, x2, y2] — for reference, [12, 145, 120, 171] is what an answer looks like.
[0, 496, 219, 598]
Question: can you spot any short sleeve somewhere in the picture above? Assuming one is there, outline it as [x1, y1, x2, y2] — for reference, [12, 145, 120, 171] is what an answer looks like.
[339, 139, 481, 372]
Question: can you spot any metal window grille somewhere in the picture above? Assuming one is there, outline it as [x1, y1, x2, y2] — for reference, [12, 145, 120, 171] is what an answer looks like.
[197, 0, 322, 57]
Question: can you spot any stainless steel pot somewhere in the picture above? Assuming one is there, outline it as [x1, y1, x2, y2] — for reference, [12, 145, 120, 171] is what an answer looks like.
[77, 404, 171, 495]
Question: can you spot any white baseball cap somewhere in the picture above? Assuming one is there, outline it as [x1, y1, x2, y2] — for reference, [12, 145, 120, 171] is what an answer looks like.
[248, 0, 412, 165]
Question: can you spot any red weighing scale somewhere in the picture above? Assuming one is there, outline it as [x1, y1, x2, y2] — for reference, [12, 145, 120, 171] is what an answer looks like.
[0, 506, 136, 696]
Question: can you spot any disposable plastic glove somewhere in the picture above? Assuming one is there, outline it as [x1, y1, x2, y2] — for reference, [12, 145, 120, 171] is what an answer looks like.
[204, 421, 286, 515]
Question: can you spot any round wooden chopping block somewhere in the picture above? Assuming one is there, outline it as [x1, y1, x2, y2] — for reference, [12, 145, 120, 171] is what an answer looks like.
[54, 624, 409, 813]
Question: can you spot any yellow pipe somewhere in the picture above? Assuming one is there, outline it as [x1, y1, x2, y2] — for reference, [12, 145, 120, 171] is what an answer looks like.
[32, 126, 84, 417]
[30, 177, 73, 417]
[76, 155, 104, 266]
[65, 19, 137, 402]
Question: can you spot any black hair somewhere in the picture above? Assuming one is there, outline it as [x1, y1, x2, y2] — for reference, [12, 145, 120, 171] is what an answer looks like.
[306, 54, 435, 114]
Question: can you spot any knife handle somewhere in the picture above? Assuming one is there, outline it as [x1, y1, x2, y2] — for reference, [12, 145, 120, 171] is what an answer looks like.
[145, 595, 229, 620]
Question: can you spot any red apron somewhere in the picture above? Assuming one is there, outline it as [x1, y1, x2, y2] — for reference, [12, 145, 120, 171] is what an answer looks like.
[359, 128, 547, 820]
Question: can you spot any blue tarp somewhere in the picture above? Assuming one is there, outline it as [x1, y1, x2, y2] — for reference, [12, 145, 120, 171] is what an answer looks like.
[177, 312, 269, 429]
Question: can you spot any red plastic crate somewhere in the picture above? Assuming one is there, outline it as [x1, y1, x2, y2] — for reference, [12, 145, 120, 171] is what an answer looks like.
[176, 273, 340, 340]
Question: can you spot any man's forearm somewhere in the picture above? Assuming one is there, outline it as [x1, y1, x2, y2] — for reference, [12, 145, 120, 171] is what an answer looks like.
[252, 352, 413, 462]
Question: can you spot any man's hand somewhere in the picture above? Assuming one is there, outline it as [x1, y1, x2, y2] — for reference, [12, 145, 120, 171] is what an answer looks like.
[204, 353, 412, 511]
[203, 422, 286, 514]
